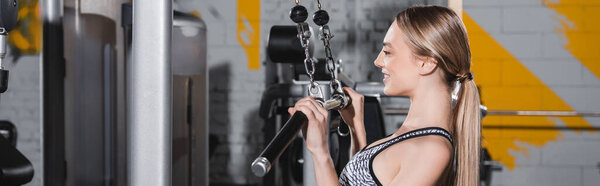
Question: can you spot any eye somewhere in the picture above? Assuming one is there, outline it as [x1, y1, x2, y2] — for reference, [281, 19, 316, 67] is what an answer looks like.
[383, 50, 391, 55]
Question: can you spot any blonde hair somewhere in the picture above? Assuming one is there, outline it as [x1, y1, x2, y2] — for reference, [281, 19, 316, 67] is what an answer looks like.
[395, 5, 481, 186]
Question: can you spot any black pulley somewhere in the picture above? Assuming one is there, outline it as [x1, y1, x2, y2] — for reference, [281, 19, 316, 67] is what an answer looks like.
[312, 10, 329, 26]
[289, 5, 308, 23]
[267, 25, 313, 64]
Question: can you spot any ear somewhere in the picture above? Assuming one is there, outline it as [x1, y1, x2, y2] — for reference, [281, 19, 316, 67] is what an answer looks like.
[416, 57, 438, 75]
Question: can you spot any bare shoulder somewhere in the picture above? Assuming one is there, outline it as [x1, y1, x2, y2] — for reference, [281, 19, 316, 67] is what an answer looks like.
[408, 135, 452, 160]
[384, 135, 454, 185]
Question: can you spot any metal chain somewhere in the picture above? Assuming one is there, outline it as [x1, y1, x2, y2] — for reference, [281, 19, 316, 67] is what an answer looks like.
[320, 26, 341, 93]
[289, 0, 347, 109]
[314, 1, 341, 93]
[291, 0, 324, 104]
[314, 1, 347, 110]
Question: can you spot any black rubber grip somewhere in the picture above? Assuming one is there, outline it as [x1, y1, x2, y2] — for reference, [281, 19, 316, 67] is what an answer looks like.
[257, 111, 307, 169]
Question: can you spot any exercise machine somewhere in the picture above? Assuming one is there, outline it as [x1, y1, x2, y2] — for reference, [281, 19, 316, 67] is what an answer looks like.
[0, 0, 35, 185]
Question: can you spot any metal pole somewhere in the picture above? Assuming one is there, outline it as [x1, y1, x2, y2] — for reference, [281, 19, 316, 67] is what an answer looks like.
[41, 0, 66, 185]
[128, 0, 172, 185]
[384, 109, 600, 117]
[485, 110, 600, 117]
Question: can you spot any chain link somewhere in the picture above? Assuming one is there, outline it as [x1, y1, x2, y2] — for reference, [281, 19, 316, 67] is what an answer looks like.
[297, 23, 316, 84]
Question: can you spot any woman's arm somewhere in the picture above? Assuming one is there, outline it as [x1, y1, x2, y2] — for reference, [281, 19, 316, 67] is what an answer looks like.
[347, 118, 367, 156]
[289, 97, 341, 186]
[338, 87, 367, 156]
[312, 152, 340, 186]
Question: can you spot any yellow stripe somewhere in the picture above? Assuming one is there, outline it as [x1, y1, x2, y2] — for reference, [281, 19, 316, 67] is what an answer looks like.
[464, 13, 592, 170]
[7, 1, 42, 54]
[236, 0, 261, 70]
[542, 0, 600, 80]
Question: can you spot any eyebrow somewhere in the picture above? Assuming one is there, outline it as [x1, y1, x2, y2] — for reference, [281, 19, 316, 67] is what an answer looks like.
[383, 42, 392, 48]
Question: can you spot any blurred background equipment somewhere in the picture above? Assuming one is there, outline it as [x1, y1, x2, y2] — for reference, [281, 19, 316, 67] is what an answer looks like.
[0, 0, 35, 185]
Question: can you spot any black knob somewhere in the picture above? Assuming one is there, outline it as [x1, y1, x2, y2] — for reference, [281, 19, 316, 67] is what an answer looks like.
[0, 69, 8, 93]
[290, 5, 308, 23]
[313, 10, 329, 26]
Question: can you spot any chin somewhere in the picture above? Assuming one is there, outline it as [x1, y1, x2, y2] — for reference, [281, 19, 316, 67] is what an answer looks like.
[383, 87, 404, 97]
[383, 85, 408, 96]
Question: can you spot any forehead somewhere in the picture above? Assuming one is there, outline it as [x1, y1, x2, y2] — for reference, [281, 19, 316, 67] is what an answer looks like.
[383, 21, 403, 48]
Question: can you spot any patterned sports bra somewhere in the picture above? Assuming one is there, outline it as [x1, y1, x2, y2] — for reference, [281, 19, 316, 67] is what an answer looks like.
[338, 127, 453, 186]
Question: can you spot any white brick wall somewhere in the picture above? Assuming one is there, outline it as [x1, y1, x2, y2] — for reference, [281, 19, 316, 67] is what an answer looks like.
[502, 7, 560, 33]
[584, 167, 600, 186]
[465, 0, 600, 185]
[520, 60, 584, 86]
[500, 166, 582, 186]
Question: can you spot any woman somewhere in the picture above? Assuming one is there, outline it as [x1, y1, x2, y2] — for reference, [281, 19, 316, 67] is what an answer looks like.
[288, 5, 481, 186]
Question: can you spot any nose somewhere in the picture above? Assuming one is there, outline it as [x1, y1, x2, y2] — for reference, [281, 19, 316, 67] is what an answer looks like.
[374, 50, 384, 68]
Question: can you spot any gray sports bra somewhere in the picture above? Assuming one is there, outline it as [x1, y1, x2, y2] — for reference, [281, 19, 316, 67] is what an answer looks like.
[339, 127, 453, 186]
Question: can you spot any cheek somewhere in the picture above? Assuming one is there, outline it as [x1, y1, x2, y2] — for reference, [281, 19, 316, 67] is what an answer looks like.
[387, 73, 414, 94]
[383, 59, 417, 95]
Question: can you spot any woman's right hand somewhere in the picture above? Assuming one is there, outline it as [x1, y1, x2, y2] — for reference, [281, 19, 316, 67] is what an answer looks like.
[288, 97, 330, 156]
[338, 87, 364, 130]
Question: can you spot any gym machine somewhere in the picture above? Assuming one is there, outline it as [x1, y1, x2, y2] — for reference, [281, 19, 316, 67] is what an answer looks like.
[36, 0, 207, 185]
[0, 0, 35, 185]
[122, 3, 209, 186]
[253, 1, 390, 185]
[253, 1, 498, 185]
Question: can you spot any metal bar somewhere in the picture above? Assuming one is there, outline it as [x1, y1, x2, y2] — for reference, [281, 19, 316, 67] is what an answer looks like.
[483, 125, 600, 131]
[41, 0, 66, 185]
[128, 0, 172, 186]
[486, 110, 600, 117]
[252, 112, 308, 177]
[385, 108, 600, 117]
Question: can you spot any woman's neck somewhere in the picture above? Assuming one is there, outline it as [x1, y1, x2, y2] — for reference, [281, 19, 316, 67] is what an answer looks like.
[401, 84, 453, 133]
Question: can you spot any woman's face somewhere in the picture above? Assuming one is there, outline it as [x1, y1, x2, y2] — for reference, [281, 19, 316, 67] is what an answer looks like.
[374, 21, 421, 96]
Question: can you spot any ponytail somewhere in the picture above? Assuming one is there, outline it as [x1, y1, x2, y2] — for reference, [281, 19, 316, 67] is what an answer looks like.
[453, 79, 481, 186]
[394, 6, 481, 185]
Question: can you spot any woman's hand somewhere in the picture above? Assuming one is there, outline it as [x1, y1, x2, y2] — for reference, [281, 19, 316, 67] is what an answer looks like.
[338, 87, 364, 130]
[288, 97, 330, 156]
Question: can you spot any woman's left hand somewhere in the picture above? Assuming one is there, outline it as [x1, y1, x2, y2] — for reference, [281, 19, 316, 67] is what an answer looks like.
[288, 96, 330, 157]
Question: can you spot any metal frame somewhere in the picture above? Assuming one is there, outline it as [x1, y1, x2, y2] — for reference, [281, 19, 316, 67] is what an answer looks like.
[484, 110, 600, 117]
[385, 109, 600, 117]
[128, 0, 172, 185]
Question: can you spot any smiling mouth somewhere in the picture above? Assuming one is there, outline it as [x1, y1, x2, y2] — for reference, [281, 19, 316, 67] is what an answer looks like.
[382, 71, 389, 76]
[382, 72, 390, 81]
